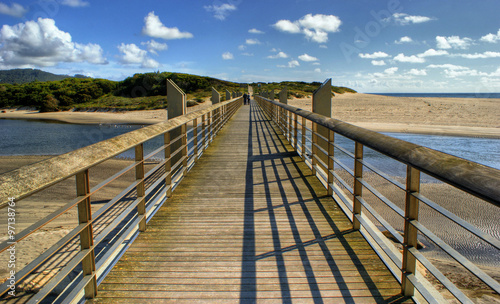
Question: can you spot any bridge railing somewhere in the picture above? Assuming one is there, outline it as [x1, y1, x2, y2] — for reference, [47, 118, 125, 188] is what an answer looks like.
[0, 96, 243, 303]
[255, 94, 500, 304]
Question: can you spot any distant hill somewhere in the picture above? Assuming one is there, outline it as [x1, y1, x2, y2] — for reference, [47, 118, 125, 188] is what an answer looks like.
[0, 68, 90, 84]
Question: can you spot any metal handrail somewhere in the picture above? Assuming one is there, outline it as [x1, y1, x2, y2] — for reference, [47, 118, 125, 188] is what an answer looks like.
[0, 96, 243, 302]
[255, 94, 500, 304]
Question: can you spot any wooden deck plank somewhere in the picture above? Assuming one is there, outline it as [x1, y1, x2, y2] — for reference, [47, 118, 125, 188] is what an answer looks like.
[91, 101, 412, 303]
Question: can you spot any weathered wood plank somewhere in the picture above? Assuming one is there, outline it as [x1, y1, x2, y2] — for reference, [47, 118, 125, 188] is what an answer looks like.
[92, 102, 411, 303]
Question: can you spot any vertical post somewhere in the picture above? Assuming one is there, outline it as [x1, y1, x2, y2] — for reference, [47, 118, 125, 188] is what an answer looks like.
[193, 118, 198, 158]
[226, 89, 231, 101]
[402, 166, 421, 296]
[301, 117, 306, 161]
[202, 114, 207, 151]
[76, 170, 96, 299]
[312, 79, 332, 172]
[288, 110, 292, 142]
[327, 130, 335, 196]
[167, 79, 186, 176]
[353, 142, 363, 230]
[311, 122, 317, 175]
[293, 114, 298, 150]
[182, 123, 188, 176]
[164, 132, 172, 197]
[135, 144, 146, 232]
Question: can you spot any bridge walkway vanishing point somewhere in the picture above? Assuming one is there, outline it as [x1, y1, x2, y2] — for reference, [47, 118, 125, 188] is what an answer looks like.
[91, 101, 413, 303]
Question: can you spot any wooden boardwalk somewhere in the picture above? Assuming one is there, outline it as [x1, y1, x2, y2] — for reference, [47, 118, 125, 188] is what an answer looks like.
[92, 102, 412, 303]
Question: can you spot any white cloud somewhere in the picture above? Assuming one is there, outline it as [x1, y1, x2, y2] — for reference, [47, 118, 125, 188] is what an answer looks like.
[142, 11, 193, 40]
[61, 0, 89, 7]
[278, 60, 300, 68]
[436, 35, 472, 49]
[246, 38, 261, 45]
[222, 52, 234, 60]
[141, 40, 167, 55]
[394, 53, 425, 63]
[418, 49, 449, 57]
[241, 52, 253, 56]
[319, 45, 328, 49]
[273, 13, 341, 43]
[359, 51, 390, 59]
[385, 13, 434, 25]
[395, 36, 413, 44]
[204, 3, 237, 20]
[371, 60, 386, 66]
[267, 51, 288, 59]
[480, 29, 500, 43]
[238, 45, 246, 51]
[428, 64, 469, 70]
[0, 18, 107, 68]
[0, 2, 27, 17]
[314, 68, 321, 73]
[118, 43, 159, 68]
[407, 69, 427, 76]
[384, 67, 398, 75]
[249, 28, 264, 34]
[456, 51, 500, 59]
[298, 53, 318, 62]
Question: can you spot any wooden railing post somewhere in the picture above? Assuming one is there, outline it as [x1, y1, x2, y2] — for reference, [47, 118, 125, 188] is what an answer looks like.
[135, 144, 146, 231]
[182, 123, 188, 176]
[294, 113, 298, 150]
[288, 110, 292, 142]
[402, 166, 421, 296]
[76, 169, 97, 299]
[312, 122, 317, 175]
[328, 130, 335, 196]
[164, 132, 172, 197]
[193, 118, 198, 158]
[353, 142, 363, 230]
[301, 117, 306, 161]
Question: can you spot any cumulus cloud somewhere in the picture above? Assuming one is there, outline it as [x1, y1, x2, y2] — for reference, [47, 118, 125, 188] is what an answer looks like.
[384, 67, 398, 75]
[204, 3, 237, 20]
[273, 13, 341, 43]
[61, 0, 89, 7]
[456, 51, 500, 59]
[0, 18, 107, 68]
[278, 60, 300, 68]
[245, 38, 261, 45]
[395, 36, 413, 44]
[427, 64, 469, 70]
[118, 43, 159, 68]
[407, 69, 427, 76]
[385, 13, 434, 25]
[371, 60, 386, 66]
[394, 53, 425, 63]
[480, 29, 500, 43]
[359, 51, 390, 59]
[298, 53, 318, 62]
[0, 2, 27, 17]
[436, 35, 472, 49]
[222, 52, 234, 60]
[141, 40, 167, 55]
[249, 28, 264, 34]
[142, 11, 193, 40]
[267, 51, 288, 59]
[418, 49, 449, 57]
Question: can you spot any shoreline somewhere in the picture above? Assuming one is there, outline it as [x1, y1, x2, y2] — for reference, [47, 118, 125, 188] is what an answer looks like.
[2, 94, 499, 138]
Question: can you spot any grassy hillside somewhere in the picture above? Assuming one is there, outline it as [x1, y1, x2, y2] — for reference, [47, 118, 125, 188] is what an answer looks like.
[0, 71, 356, 112]
[252, 81, 356, 98]
[0, 68, 89, 84]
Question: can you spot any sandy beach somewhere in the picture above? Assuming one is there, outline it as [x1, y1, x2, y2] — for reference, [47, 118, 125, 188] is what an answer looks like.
[1, 93, 499, 137]
[1, 94, 499, 302]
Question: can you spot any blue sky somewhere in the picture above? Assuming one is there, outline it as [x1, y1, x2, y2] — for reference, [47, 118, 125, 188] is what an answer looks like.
[0, 0, 499, 92]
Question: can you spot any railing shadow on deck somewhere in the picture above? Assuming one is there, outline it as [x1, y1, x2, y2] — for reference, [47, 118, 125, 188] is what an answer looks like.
[240, 102, 412, 303]
[0, 96, 243, 303]
[254, 90, 500, 304]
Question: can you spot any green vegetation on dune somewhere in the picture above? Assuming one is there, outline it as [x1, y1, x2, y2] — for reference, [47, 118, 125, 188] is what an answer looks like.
[0, 68, 89, 84]
[0, 70, 356, 112]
